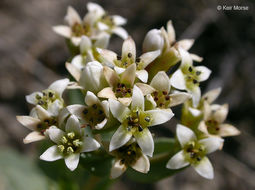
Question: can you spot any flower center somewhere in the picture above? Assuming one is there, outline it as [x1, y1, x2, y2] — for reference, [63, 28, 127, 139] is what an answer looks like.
[182, 65, 201, 90]
[57, 132, 83, 155]
[37, 117, 57, 134]
[101, 14, 114, 28]
[123, 108, 151, 133]
[71, 22, 91, 37]
[205, 119, 220, 135]
[152, 90, 171, 108]
[115, 83, 132, 98]
[82, 104, 106, 127]
[35, 90, 63, 110]
[114, 53, 143, 69]
[184, 141, 206, 165]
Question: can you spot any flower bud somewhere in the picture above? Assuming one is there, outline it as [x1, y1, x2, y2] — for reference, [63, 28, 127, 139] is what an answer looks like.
[142, 29, 164, 53]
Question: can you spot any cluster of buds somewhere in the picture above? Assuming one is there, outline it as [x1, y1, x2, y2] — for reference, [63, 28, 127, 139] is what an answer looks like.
[17, 2, 240, 180]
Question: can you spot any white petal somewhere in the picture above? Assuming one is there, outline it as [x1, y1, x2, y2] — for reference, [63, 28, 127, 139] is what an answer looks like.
[94, 33, 110, 49]
[82, 137, 100, 152]
[35, 105, 51, 121]
[136, 83, 155, 95]
[48, 127, 65, 144]
[134, 128, 154, 157]
[120, 64, 136, 86]
[87, 2, 105, 17]
[109, 99, 130, 122]
[179, 48, 193, 66]
[150, 71, 170, 92]
[71, 37, 82, 46]
[176, 124, 196, 147]
[167, 20, 176, 44]
[112, 27, 128, 39]
[170, 69, 186, 90]
[110, 159, 127, 179]
[26, 92, 42, 105]
[66, 62, 81, 81]
[97, 22, 109, 30]
[190, 86, 201, 108]
[80, 36, 92, 53]
[199, 137, 224, 154]
[95, 118, 108, 130]
[85, 91, 99, 106]
[198, 121, 209, 134]
[65, 6, 81, 26]
[140, 50, 161, 69]
[213, 104, 228, 123]
[136, 70, 148, 83]
[66, 105, 86, 120]
[131, 154, 150, 173]
[190, 53, 203, 62]
[219, 124, 240, 137]
[101, 100, 110, 117]
[58, 108, 71, 127]
[109, 125, 132, 152]
[16, 116, 40, 131]
[103, 66, 119, 87]
[193, 157, 214, 179]
[52, 26, 71, 38]
[97, 48, 116, 67]
[65, 154, 80, 171]
[66, 115, 81, 135]
[98, 87, 117, 99]
[202, 88, 222, 104]
[169, 92, 191, 107]
[118, 97, 132, 106]
[188, 107, 202, 117]
[47, 100, 62, 117]
[166, 150, 189, 169]
[40, 145, 63, 161]
[48, 78, 69, 97]
[145, 94, 157, 109]
[112, 15, 127, 26]
[122, 37, 136, 61]
[142, 29, 164, 52]
[114, 66, 125, 74]
[176, 39, 194, 50]
[146, 109, 174, 126]
[195, 66, 211, 82]
[23, 131, 45, 144]
[131, 85, 144, 110]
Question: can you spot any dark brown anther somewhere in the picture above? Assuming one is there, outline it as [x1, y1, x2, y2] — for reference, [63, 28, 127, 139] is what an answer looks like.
[48, 92, 53, 98]
[196, 71, 201, 76]
[144, 116, 150, 122]
[153, 91, 158, 96]
[116, 88, 121, 92]
[127, 88, 131, 93]
[37, 124, 42, 129]
[136, 58, 141, 62]
[92, 104, 97, 109]
[131, 150, 136, 155]
[38, 100, 44, 105]
[136, 111, 139, 117]
[83, 109, 88, 115]
[154, 97, 158, 101]
[43, 92, 46, 96]
[163, 91, 167, 95]
[44, 119, 50, 124]
[193, 79, 198, 84]
[121, 83, 125, 88]
[188, 66, 193, 72]
[159, 103, 164, 107]
[196, 157, 201, 161]
[120, 159, 125, 165]
[89, 117, 94, 123]
[117, 55, 121, 60]
[98, 110, 104, 115]
[138, 125, 143, 132]
[127, 52, 132, 58]
[165, 96, 170, 100]
[124, 62, 128, 65]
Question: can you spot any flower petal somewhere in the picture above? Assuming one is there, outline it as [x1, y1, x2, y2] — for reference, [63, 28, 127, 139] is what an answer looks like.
[169, 92, 191, 107]
[94, 33, 110, 49]
[23, 131, 45, 144]
[166, 150, 189, 169]
[97, 22, 109, 30]
[26, 92, 42, 105]
[167, 20, 176, 44]
[47, 100, 62, 117]
[40, 145, 63, 161]
[112, 27, 128, 39]
[66, 115, 81, 135]
[66, 105, 86, 120]
[202, 88, 222, 104]
[65, 6, 81, 26]
[218, 124, 240, 137]
[109, 125, 132, 152]
[179, 48, 193, 66]
[190, 54, 203, 62]
[80, 36, 92, 53]
[193, 157, 214, 179]
[170, 69, 186, 90]
[176, 39, 194, 50]
[85, 91, 99, 106]
[122, 37, 136, 61]
[176, 124, 196, 147]
[66, 62, 81, 81]
[95, 118, 108, 130]
[136, 70, 148, 83]
[87, 2, 105, 17]
[118, 97, 132, 106]
[199, 137, 224, 154]
[131, 85, 144, 111]
[131, 154, 150, 173]
[81, 136, 100, 152]
[120, 63, 136, 86]
[103, 66, 119, 87]
[52, 25, 71, 38]
[48, 78, 70, 97]
[145, 94, 157, 109]
[190, 86, 201, 108]
[97, 48, 116, 67]
[65, 153, 80, 171]
[16, 116, 40, 131]
[188, 107, 202, 117]
[35, 105, 51, 121]
[150, 71, 170, 92]
[213, 104, 228, 123]
[195, 66, 211, 82]
[134, 128, 154, 157]
[146, 109, 174, 126]
[136, 83, 155, 95]
[112, 15, 127, 26]
[48, 127, 65, 144]
[109, 99, 130, 122]
[110, 159, 127, 179]
[142, 29, 164, 52]
[140, 50, 161, 69]
[98, 87, 117, 99]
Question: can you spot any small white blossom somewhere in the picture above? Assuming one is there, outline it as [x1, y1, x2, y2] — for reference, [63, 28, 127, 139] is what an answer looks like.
[40, 115, 100, 171]
[109, 85, 174, 157]
[143, 29, 164, 53]
[166, 124, 224, 179]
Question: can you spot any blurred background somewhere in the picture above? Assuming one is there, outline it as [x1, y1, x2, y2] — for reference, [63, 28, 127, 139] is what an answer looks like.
[0, 0, 254, 189]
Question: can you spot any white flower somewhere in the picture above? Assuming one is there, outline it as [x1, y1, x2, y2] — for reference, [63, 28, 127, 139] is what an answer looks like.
[98, 37, 160, 83]
[26, 78, 69, 115]
[143, 29, 164, 53]
[40, 115, 100, 171]
[145, 71, 191, 109]
[198, 103, 240, 137]
[110, 142, 150, 179]
[170, 48, 211, 107]
[98, 63, 154, 106]
[109, 85, 174, 157]
[166, 124, 224, 179]
[67, 91, 109, 130]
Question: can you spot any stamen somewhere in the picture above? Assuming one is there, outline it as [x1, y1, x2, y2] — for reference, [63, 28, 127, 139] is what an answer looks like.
[58, 145, 65, 152]
[83, 109, 88, 115]
[193, 79, 198, 84]
[92, 104, 97, 109]
[67, 147, 74, 154]
[61, 136, 68, 144]
[127, 52, 132, 58]
[138, 125, 143, 132]
[196, 71, 201, 76]
[136, 58, 141, 62]
[117, 55, 121, 60]
[188, 66, 193, 72]
[67, 132, 75, 139]
[144, 116, 150, 122]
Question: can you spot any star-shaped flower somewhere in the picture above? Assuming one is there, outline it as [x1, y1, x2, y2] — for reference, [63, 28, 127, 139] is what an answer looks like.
[67, 91, 109, 130]
[109, 85, 174, 157]
[166, 124, 223, 179]
[98, 37, 161, 83]
[40, 115, 100, 171]
[198, 103, 240, 137]
[110, 141, 150, 179]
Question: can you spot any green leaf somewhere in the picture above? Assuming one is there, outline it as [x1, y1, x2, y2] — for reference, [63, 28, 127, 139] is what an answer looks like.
[126, 137, 183, 183]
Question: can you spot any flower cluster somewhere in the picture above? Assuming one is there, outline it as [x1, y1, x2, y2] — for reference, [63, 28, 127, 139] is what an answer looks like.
[17, 2, 240, 180]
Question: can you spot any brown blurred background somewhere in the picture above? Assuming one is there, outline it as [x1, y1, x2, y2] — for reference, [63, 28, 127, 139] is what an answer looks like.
[0, 0, 255, 189]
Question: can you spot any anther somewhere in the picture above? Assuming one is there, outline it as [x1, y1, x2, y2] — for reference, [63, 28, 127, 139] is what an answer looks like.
[117, 55, 121, 60]
[188, 66, 193, 72]
[144, 116, 150, 122]
[67, 132, 75, 139]
[58, 145, 65, 152]
[196, 71, 201, 76]
[98, 110, 104, 115]
[83, 109, 88, 115]
[162, 91, 167, 95]
[67, 147, 74, 154]
[136, 58, 141, 62]
[193, 79, 198, 84]
[61, 136, 68, 144]
[48, 92, 53, 98]
[92, 104, 97, 109]
[73, 139, 82, 147]
[138, 125, 143, 132]
[165, 96, 170, 100]
[127, 53, 132, 58]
